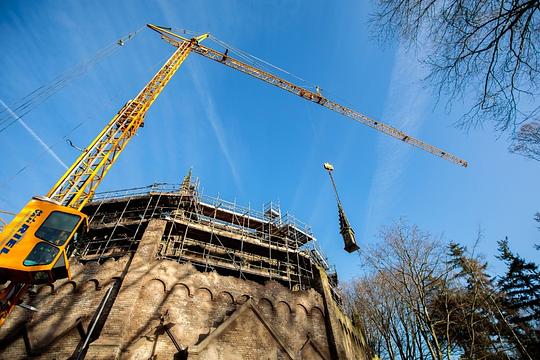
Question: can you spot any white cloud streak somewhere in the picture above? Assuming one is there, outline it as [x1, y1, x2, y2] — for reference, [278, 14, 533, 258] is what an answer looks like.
[364, 42, 429, 236]
[0, 99, 68, 170]
[188, 64, 243, 190]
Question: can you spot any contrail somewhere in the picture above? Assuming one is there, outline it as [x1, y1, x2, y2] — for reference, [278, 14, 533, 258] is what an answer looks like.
[0, 99, 68, 169]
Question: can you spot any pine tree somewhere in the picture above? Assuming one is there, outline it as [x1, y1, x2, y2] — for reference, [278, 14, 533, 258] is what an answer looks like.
[497, 238, 540, 358]
[440, 243, 510, 359]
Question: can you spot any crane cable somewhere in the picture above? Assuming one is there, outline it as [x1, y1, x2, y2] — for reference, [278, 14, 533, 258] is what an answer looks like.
[0, 26, 146, 134]
[171, 28, 316, 90]
[0, 120, 87, 192]
[172, 28, 362, 117]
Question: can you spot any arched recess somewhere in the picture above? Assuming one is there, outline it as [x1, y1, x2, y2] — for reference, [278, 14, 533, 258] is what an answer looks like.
[294, 304, 309, 316]
[171, 282, 191, 297]
[36, 283, 55, 296]
[56, 280, 77, 294]
[295, 304, 309, 321]
[276, 301, 293, 325]
[88, 279, 101, 291]
[146, 278, 167, 293]
[258, 297, 274, 314]
[216, 291, 234, 304]
[310, 306, 325, 319]
[235, 294, 250, 304]
[194, 287, 213, 301]
[276, 301, 293, 315]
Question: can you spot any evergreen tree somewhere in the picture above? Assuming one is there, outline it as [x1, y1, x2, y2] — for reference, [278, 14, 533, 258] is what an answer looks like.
[497, 238, 540, 358]
[442, 243, 509, 359]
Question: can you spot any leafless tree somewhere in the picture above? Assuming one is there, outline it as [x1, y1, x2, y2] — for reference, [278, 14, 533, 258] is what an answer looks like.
[509, 121, 540, 160]
[344, 221, 452, 359]
[345, 221, 532, 359]
[371, 0, 540, 143]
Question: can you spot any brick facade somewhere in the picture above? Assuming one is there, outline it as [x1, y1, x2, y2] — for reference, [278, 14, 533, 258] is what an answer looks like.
[1, 219, 372, 359]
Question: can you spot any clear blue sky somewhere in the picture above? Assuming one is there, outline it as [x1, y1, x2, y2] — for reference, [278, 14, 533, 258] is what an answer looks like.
[1, 1, 539, 281]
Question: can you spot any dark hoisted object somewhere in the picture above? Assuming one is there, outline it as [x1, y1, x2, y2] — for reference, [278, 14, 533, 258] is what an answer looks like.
[338, 203, 358, 253]
[323, 163, 359, 253]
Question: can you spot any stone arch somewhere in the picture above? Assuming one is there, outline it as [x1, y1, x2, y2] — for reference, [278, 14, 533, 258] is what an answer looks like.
[216, 291, 234, 304]
[171, 282, 191, 297]
[235, 294, 250, 304]
[295, 303, 309, 317]
[88, 278, 101, 291]
[194, 287, 213, 301]
[310, 306, 324, 318]
[145, 278, 167, 293]
[258, 297, 274, 314]
[276, 300, 292, 315]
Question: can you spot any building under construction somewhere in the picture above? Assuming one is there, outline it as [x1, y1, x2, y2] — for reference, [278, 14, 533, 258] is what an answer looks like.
[0, 172, 371, 359]
[0, 19, 467, 360]
[79, 171, 337, 296]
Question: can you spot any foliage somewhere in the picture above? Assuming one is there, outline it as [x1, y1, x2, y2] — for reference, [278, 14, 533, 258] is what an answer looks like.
[509, 122, 540, 161]
[497, 238, 540, 358]
[345, 221, 540, 359]
[370, 0, 540, 156]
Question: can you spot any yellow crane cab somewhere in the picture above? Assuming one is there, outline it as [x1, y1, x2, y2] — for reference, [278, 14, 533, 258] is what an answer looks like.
[0, 197, 87, 285]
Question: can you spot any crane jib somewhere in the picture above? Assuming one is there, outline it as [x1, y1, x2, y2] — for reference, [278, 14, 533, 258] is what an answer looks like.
[149, 24, 466, 167]
[188, 43, 467, 167]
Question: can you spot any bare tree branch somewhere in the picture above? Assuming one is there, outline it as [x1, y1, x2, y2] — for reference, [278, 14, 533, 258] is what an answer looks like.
[371, 0, 540, 137]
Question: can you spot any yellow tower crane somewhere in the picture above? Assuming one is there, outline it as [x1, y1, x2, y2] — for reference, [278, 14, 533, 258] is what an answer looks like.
[0, 24, 467, 326]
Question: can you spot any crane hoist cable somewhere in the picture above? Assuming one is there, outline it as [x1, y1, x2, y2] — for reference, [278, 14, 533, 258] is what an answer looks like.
[0, 26, 145, 134]
[0, 120, 87, 192]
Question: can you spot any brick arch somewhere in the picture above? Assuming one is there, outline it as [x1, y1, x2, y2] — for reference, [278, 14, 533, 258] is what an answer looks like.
[56, 280, 77, 294]
[216, 291, 234, 304]
[145, 278, 167, 293]
[276, 300, 292, 314]
[194, 287, 213, 301]
[309, 306, 325, 318]
[235, 294, 250, 304]
[258, 297, 274, 312]
[295, 303, 309, 317]
[67, 280, 77, 291]
[171, 282, 191, 297]
[36, 283, 55, 296]
[88, 278, 101, 291]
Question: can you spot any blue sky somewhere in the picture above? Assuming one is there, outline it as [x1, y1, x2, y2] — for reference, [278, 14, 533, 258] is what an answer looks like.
[1, 1, 539, 281]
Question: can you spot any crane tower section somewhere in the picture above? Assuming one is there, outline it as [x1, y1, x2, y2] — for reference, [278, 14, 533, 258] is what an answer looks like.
[47, 40, 194, 210]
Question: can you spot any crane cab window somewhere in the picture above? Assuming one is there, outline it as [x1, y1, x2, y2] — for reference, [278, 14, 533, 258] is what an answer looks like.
[23, 242, 59, 266]
[35, 211, 81, 246]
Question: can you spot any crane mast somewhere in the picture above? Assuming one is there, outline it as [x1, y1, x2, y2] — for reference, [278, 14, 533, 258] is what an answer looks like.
[0, 32, 205, 326]
[47, 40, 195, 210]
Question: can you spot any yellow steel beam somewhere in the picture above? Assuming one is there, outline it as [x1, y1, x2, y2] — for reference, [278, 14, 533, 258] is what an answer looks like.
[148, 25, 467, 167]
[47, 40, 194, 209]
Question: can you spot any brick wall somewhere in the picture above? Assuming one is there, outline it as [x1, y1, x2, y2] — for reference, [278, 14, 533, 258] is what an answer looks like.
[0, 220, 371, 359]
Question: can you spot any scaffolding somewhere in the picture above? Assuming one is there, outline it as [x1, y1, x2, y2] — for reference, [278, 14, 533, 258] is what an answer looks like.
[77, 176, 337, 292]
